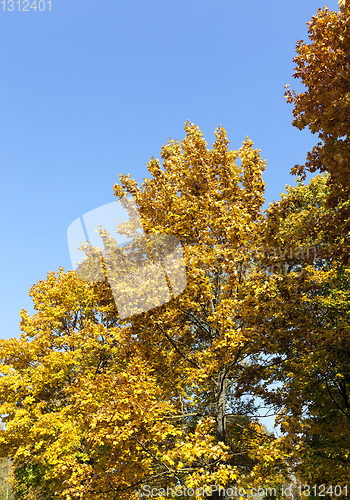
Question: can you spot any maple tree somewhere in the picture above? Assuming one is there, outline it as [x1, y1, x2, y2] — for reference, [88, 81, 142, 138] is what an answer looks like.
[0, 123, 290, 499]
[275, 1, 350, 486]
[284, 0, 350, 261]
[111, 121, 290, 498]
[238, 173, 350, 490]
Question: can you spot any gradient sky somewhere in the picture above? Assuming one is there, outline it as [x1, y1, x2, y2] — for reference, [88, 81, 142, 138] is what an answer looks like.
[0, 0, 339, 344]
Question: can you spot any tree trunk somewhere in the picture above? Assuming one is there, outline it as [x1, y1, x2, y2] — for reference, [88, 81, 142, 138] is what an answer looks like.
[211, 370, 227, 500]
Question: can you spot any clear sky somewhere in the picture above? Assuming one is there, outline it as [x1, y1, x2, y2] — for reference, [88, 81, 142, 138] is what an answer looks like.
[0, 0, 339, 344]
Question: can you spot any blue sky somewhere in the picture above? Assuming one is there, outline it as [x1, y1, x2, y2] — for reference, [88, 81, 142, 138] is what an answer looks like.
[0, 0, 339, 347]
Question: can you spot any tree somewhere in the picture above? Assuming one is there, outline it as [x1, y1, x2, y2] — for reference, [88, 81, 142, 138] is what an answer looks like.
[112, 121, 289, 497]
[0, 123, 289, 499]
[239, 174, 350, 489]
[285, 2, 350, 261]
[278, 1, 350, 485]
[0, 456, 15, 500]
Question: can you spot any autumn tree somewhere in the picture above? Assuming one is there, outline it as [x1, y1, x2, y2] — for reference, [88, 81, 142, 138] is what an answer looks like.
[112, 121, 290, 498]
[273, 0, 350, 486]
[285, 0, 350, 261]
[238, 174, 350, 490]
[0, 123, 289, 500]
